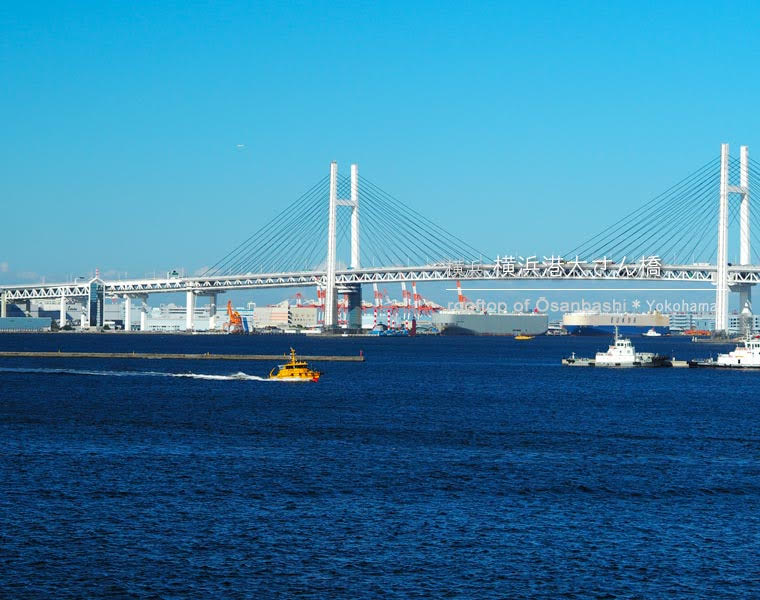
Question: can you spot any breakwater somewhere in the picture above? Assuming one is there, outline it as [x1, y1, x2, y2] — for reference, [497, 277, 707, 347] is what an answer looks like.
[0, 351, 364, 362]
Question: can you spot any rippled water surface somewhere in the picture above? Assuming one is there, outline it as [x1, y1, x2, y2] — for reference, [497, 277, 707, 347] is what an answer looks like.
[1, 333, 760, 598]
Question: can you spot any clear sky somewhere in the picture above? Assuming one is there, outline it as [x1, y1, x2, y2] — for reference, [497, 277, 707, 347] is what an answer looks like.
[2, 1, 760, 300]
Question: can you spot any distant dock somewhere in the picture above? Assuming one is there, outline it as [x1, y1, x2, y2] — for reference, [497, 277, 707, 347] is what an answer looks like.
[0, 351, 365, 362]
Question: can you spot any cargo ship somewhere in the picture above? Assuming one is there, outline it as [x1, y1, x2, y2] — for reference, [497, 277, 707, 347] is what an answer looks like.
[562, 311, 669, 336]
[432, 310, 548, 336]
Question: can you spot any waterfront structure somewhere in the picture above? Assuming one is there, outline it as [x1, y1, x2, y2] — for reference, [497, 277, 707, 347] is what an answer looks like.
[730, 313, 757, 334]
[127, 299, 319, 332]
[667, 312, 714, 332]
[87, 279, 105, 328]
[0, 317, 52, 332]
[140, 305, 217, 332]
[0, 146, 756, 334]
[252, 300, 289, 329]
[289, 306, 318, 329]
[667, 312, 759, 334]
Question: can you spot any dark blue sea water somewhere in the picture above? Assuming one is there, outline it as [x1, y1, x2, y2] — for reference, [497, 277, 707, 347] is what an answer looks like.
[1, 333, 760, 598]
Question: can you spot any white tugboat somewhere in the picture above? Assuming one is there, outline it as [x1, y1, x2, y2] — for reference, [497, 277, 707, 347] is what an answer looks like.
[690, 335, 760, 368]
[642, 327, 662, 337]
[716, 335, 760, 368]
[563, 327, 670, 367]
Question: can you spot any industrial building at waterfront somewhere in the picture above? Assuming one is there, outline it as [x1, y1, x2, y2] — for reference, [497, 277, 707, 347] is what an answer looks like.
[2, 293, 759, 336]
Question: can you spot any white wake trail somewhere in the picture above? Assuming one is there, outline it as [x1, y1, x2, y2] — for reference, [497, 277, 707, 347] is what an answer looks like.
[0, 367, 305, 382]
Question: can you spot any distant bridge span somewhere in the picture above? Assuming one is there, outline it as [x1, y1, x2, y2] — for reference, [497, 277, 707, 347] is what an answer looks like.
[0, 143, 757, 332]
[5, 260, 760, 302]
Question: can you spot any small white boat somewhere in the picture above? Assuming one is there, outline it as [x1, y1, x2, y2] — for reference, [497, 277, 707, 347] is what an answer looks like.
[642, 328, 662, 337]
[715, 335, 760, 368]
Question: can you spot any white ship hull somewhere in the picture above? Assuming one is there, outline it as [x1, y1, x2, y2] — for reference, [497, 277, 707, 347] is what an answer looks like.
[432, 310, 548, 336]
[716, 338, 760, 367]
[563, 311, 669, 336]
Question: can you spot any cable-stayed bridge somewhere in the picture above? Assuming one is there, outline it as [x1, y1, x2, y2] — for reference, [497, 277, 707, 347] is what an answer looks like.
[1, 143, 757, 332]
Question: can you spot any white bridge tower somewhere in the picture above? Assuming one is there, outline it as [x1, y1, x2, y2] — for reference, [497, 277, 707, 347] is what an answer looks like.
[716, 143, 751, 333]
[324, 162, 360, 329]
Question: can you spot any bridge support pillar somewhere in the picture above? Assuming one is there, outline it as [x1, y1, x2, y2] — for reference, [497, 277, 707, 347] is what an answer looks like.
[740, 145, 751, 265]
[185, 291, 196, 331]
[325, 161, 339, 329]
[730, 282, 753, 333]
[740, 287, 753, 335]
[124, 295, 132, 331]
[339, 284, 362, 331]
[1, 291, 6, 318]
[717, 143, 751, 334]
[739, 145, 752, 332]
[739, 287, 752, 314]
[324, 161, 360, 330]
[59, 296, 67, 327]
[350, 163, 360, 269]
[207, 293, 218, 330]
[136, 295, 148, 331]
[716, 143, 730, 333]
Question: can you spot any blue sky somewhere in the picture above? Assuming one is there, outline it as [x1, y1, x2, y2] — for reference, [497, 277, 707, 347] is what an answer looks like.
[2, 1, 760, 306]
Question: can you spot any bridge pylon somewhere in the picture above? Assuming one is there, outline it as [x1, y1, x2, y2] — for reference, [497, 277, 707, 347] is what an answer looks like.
[324, 161, 360, 329]
[717, 143, 751, 333]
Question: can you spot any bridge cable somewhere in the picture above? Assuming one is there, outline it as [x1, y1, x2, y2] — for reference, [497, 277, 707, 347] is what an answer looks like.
[226, 180, 329, 274]
[569, 166, 719, 261]
[564, 157, 719, 259]
[203, 175, 329, 276]
[607, 167, 721, 261]
[359, 176, 488, 262]
[360, 188, 463, 265]
[211, 177, 329, 275]
[357, 178, 482, 264]
[573, 160, 720, 261]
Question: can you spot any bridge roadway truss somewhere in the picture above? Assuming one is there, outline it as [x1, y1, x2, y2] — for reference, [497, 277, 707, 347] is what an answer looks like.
[4, 257, 760, 302]
[1, 144, 756, 332]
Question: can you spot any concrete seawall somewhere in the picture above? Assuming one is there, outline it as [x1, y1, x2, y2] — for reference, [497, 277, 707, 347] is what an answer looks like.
[0, 351, 365, 362]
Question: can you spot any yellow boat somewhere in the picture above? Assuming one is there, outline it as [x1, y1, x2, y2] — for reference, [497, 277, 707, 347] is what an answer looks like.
[514, 334, 534, 340]
[269, 348, 322, 382]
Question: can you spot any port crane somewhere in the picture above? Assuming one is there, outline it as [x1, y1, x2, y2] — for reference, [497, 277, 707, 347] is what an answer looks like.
[224, 300, 244, 333]
[456, 280, 471, 306]
[411, 281, 440, 316]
